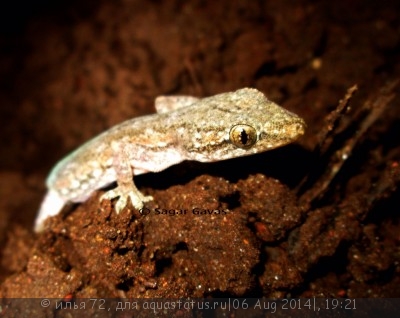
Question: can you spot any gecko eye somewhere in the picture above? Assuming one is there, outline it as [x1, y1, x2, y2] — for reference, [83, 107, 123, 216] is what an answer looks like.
[229, 124, 257, 149]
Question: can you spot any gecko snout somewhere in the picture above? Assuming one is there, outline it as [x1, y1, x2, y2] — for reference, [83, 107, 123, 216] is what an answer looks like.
[286, 117, 306, 141]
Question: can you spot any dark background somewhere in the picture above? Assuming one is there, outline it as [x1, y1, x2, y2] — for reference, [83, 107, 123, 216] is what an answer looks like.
[0, 0, 399, 300]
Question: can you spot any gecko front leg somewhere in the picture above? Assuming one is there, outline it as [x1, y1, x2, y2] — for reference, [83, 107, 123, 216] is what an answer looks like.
[100, 140, 153, 212]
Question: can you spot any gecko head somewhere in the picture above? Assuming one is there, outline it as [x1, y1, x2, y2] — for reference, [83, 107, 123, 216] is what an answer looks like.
[224, 103, 306, 159]
[234, 93, 306, 150]
[182, 88, 306, 162]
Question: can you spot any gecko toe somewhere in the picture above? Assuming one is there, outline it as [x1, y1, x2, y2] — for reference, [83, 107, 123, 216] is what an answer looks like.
[128, 192, 153, 209]
[114, 196, 128, 213]
[100, 189, 118, 201]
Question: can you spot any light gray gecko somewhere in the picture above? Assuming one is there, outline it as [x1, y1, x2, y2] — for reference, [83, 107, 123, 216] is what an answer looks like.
[35, 88, 306, 232]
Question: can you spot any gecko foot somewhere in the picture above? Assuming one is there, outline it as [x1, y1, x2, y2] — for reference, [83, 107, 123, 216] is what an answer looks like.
[100, 187, 153, 213]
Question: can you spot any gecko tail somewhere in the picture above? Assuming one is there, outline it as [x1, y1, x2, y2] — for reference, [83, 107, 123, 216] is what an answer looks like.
[34, 190, 65, 232]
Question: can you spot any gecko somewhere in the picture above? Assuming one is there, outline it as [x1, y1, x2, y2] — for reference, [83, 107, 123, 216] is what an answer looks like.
[35, 88, 306, 232]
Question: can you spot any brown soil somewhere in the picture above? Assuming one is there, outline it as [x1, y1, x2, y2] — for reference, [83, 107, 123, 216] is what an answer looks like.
[0, 0, 399, 307]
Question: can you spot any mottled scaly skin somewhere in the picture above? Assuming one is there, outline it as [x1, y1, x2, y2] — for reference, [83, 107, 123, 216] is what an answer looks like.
[35, 88, 305, 231]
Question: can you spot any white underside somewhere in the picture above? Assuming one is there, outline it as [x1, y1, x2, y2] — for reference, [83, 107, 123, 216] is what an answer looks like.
[34, 190, 65, 232]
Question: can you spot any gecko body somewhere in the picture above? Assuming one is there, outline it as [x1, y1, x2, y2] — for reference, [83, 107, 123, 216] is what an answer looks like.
[35, 88, 306, 231]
